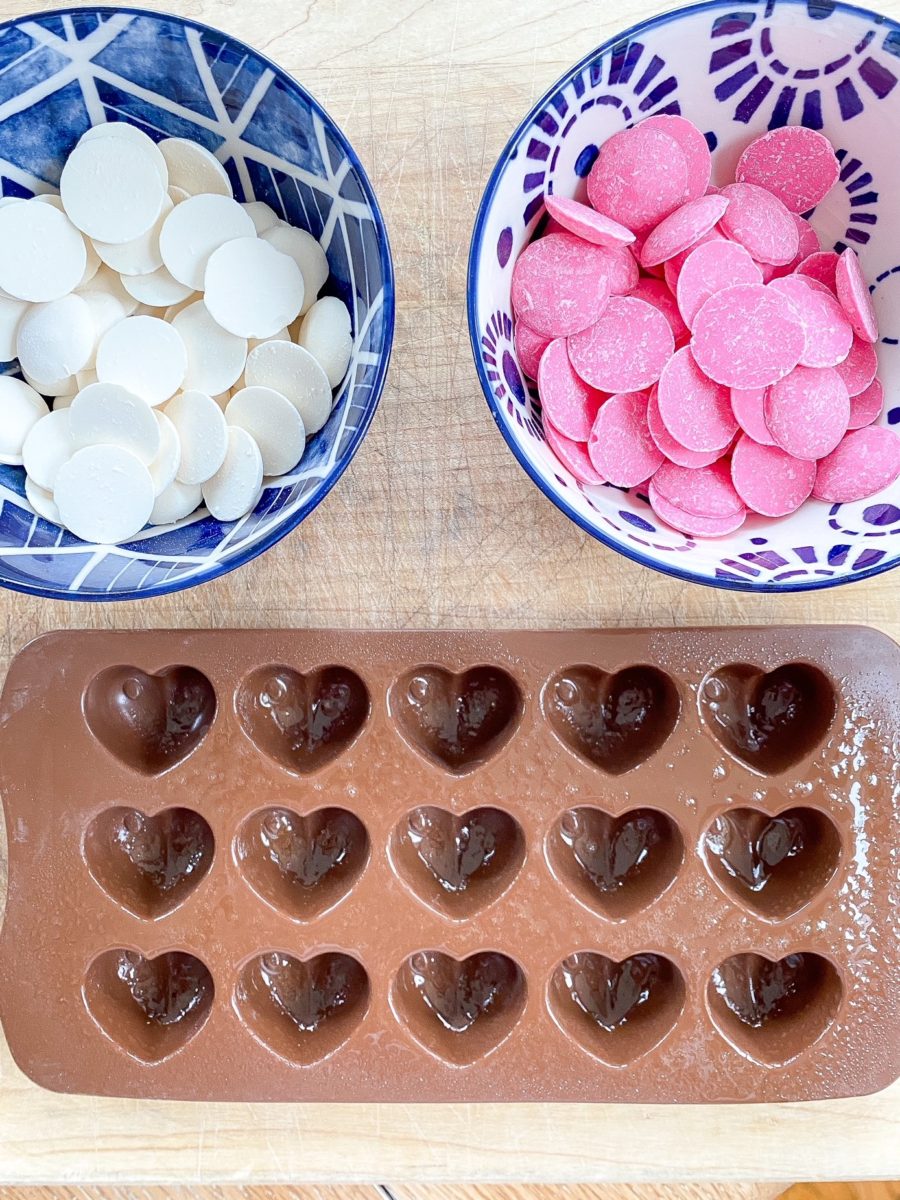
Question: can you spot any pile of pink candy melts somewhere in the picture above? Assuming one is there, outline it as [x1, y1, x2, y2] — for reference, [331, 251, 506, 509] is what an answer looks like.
[511, 115, 900, 538]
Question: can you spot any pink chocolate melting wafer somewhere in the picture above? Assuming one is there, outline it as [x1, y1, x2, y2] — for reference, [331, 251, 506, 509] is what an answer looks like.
[544, 418, 604, 485]
[631, 276, 689, 341]
[640, 194, 729, 268]
[835, 335, 878, 397]
[814, 426, 900, 503]
[569, 296, 674, 393]
[735, 126, 840, 214]
[641, 114, 712, 200]
[764, 365, 850, 461]
[652, 459, 745, 518]
[511, 232, 611, 338]
[796, 250, 839, 293]
[514, 321, 550, 379]
[587, 124, 689, 235]
[537, 339, 604, 441]
[848, 377, 884, 429]
[719, 182, 799, 265]
[691, 283, 804, 389]
[657, 345, 738, 453]
[676, 239, 762, 328]
[648, 479, 746, 536]
[731, 434, 816, 516]
[647, 385, 726, 468]
[587, 390, 664, 488]
[731, 387, 776, 446]
[544, 193, 635, 248]
[768, 275, 853, 369]
[835, 248, 878, 344]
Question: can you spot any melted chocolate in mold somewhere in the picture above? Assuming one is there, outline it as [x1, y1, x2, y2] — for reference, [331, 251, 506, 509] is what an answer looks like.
[84, 665, 216, 775]
[236, 807, 368, 921]
[237, 665, 369, 774]
[700, 663, 836, 774]
[392, 666, 522, 773]
[545, 665, 679, 774]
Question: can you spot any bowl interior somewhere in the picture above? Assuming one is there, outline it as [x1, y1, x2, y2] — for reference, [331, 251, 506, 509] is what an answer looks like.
[0, 6, 392, 599]
[471, 0, 900, 590]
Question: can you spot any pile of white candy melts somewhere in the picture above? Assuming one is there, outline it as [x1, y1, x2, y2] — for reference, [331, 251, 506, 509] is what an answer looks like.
[0, 123, 353, 543]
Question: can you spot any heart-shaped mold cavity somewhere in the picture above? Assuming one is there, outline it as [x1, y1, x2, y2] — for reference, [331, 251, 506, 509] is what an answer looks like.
[83, 949, 214, 1064]
[392, 950, 526, 1066]
[391, 666, 523, 774]
[84, 666, 216, 776]
[234, 951, 369, 1065]
[700, 663, 836, 775]
[391, 806, 525, 919]
[547, 806, 683, 921]
[235, 806, 369, 921]
[84, 807, 215, 920]
[549, 952, 685, 1066]
[544, 665, 679, 775]
[703, 806, 841, 921]
[708, 952, 842, 1065]
[236, 665, 369, 775]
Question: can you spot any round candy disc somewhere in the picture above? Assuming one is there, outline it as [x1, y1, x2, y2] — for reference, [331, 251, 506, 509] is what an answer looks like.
[768, 275, 853, 368]
[691, 283, 804, 389]
[166, 389, 229, 486]
[848, 377, 884, 429]
[159, 194, 256, 290]
[79, 122, 168, 185]
[587, 124, 688, 235]
[70, 382, 161, 464]
[244, 341, 333, 435]
[537, 338, 604, 441]
[25, 476, 61, 524]
[96, 315, 187, 406]
[150, 477, 203, 526]
[835, 335, 878, 397]
[641, 114, 712, 200]
[204, 236, 305, 339]
[764, 365, 850, 460]
[835, 248, 878, 343]
[647, 385, 726, 468]
[262, 224, 328, 315]
[652, 459, 745, 518]
[61, 137, 165, 244]
[648, 480, 746, 537]
[544, 419, 603, 485]
[0, 201, 87, 302]
[735, 126, 840, 214]
[121, 263, 194, 308]
[657, 346, 738, 452]
[676, 239, 762, 328]
[598, 243, 639, 295]
[243, 201, 280, 235]
[639, 194, 729, 268]
[148, 409, 182, 496]
[297, 297, 353, 389]
[630, 277, 688, 341]
[0, 294, 28, 360]
[771, 214, 821, 279]
[226, 386, 307, 476]
[569, 296, 673, 393]
[22, 407, 74, 490]
[731, 387, 775, 446]
[587, 390, 664, 488]
[813, 426, 900, 502]
[172, 300, 247, 396]
[796, 250, 839, 293]
[16, 294, 94, 382]
[158, 137, 231, 197]
[719, 182, 799, 265]
[731, 434, 816, 516]
[514, 321, 549, 380]
[511, 232, 611, 338]
[55, 443, 154, 542]
[0, 377, 49, 464]
[93, 194, 172, 277]
[544, 193, 635, 247]
[201, 425, 263, 521]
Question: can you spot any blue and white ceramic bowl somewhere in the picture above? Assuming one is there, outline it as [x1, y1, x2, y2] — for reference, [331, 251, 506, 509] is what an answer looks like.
[0, 6, 393, 601]
[470, 0, 900, 591]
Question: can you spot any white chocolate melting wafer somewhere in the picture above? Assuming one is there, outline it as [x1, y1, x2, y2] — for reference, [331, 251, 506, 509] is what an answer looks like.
[0, 376, 49, 464]
[262, 224, 328, 314]
[16, 294, 94, 382]
[0, 202, 87, 302]
[226, 386, 306, 475]
[202, 425, 263, 521]
[55, 443, 154, 542]
[159, 194, 255, 290]
[172, 300, 246, 395]
[166, 389, 229, 485]
[70, 382, 161, 464]
[150, 477, 203, 525]
[158, 137, 231, 197]
[96, 315, 187, 406]
[22, 407, 74, 490]
[61, 136, 166, 244]
[204, 237, 304, 338]
[298, 296, 352, 388]
[244, 340, 332, 434]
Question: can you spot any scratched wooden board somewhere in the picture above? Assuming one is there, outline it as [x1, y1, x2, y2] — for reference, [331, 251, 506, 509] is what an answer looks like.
[0, 0, 898, 1185]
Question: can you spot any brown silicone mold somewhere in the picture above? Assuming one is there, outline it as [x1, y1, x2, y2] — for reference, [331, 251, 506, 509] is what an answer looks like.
[0, 627, 897, 1102]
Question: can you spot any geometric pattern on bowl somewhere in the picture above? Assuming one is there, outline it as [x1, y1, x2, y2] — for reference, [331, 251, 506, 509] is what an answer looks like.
[0, 7, 393, 601]
[469, 0, 900, 592]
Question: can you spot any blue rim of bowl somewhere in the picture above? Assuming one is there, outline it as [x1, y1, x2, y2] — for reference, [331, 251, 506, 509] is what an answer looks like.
[467, 0, 900, 594]
[0, 4, 395, 604]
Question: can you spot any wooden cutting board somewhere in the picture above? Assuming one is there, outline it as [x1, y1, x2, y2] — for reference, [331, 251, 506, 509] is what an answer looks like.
[0, 0, 898, 1184]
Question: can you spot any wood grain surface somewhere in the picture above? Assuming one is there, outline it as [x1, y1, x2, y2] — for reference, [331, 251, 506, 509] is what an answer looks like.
[0, 0, 898, 1186]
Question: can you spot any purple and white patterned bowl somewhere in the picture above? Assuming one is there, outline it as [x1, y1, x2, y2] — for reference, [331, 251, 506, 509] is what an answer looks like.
[468, 0, 900, 591]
